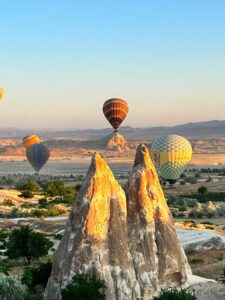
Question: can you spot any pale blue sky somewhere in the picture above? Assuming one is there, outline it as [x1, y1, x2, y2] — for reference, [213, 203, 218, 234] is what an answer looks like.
[0, 0, 225, 129]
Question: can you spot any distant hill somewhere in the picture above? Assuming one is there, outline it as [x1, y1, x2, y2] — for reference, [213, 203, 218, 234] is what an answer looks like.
[0, 120, 225, 140]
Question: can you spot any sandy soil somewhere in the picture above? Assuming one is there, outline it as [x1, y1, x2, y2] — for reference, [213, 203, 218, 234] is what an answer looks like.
[0, 190, 41, 212]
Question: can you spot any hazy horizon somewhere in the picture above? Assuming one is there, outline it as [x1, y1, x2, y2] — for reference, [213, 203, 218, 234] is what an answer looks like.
[0, 118, 224, 131]
[1, 1, 225, 128]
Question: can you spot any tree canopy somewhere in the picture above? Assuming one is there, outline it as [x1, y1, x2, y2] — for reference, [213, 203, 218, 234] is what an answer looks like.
[6, 226, 53, 264]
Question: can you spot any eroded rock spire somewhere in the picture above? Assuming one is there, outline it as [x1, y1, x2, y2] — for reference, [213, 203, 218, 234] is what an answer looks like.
[45, 147, 190, 300]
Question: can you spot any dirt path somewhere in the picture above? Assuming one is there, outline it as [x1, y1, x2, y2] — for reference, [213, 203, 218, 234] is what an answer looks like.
[189, 282, 225, 300]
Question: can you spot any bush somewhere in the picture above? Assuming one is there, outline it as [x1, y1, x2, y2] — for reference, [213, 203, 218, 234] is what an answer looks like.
[8, 208, 21, 218]
[198, 186, 207, 195]
[0, 272, 27, 299]
[61, 274, 106, 300]
[0, 259, 14, 275]
[22, 261, 52, 291]
[54, 233, 63, 240]
[49, 204, 68, 217]
[200, 221, 214, 225]
[38, 198, 48, 208]
[33, 209, 49, 218]
[16, 181, 39, 192]
[153, 288, 197, 300]
[183, 220, 196, 226]
[191, 258, 204, 264]
[178, 206, 187, 212]
[3, 199, 15, 206]
[205, 225, 214, 230]
[19, 190, 33, 199]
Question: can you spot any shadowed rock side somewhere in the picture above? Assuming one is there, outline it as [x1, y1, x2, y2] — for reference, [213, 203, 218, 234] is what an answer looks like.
[44, 153, 137, 300]
[125, 144, 190, 299]
[45, 147, 190, 300]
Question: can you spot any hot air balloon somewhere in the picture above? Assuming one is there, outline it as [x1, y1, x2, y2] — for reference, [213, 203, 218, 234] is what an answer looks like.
[26, 143, 50, 172]
[0, 88, 4, 100]
[151, 135, 192, 183]
[103, 98, 128, 132]
[23, 135, 40, 149]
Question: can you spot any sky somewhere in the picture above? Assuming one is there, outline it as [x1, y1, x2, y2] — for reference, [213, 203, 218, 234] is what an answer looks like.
[0, 0, 225, 129]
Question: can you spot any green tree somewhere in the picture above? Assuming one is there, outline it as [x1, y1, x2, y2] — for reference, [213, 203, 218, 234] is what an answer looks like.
[197, 186, 207, 195]
[61, 274, 106, 300]
[0, 272, 27, 299]
[153, 288, 197, 300]
[6, 226, 53, 264]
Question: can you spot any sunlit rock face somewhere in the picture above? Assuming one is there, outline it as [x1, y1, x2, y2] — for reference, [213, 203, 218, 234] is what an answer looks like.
[107, 132, 128, 151]
[45, 146, 190, 300]
[44, 152, 136, 299]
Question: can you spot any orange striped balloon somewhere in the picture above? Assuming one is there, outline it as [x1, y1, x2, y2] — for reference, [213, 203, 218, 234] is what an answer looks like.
[23, 135, 40, 149]
[103, 98, 129, 131]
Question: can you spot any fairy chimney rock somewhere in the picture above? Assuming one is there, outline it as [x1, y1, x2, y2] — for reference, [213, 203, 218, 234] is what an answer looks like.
[45, 146, 190, 300]
[107, 132, 128, 151]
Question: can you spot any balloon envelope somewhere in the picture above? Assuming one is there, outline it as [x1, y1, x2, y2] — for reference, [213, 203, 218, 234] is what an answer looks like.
[23, 135, 40, 149]
[103, 98, 128, 131]
[151, 135, 192, 181]
[26, 143, 50, 172]
[0, 88, 4, 100]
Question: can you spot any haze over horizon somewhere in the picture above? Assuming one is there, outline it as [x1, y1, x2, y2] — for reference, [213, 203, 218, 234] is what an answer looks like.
[1, 1, 225, 129]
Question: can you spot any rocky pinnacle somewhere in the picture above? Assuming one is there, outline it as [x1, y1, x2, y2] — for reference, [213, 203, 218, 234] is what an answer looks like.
[45, 145, 190, 300]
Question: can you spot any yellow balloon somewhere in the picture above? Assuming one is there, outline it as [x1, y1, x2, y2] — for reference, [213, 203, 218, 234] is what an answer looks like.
[0, 88, 4, 100]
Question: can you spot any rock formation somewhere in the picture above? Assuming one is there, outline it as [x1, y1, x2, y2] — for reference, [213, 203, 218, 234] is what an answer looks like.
[45, 145, 190, 300]
[106, 132, 128, 151]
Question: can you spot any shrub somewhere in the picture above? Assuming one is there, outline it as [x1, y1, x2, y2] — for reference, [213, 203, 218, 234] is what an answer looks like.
[0, 259, 14, 275]
[49, 204, 68, 217]
[54, 233, 63, 240]
[178, 206, 187, 212]
[0, 272, 27, 299]
[205, 225, 214, 230]
[153, 288, 197, 300]
[191, 258, 204, 264]
[185, 249, 196, 256]
[16, 181, 39, 192]
[197, 186, 207, 195]
[22, 260, 52, 291]
[183, 220, 196, 226]
[200, 221, 214, 225]
[75, 183, 82, 191]
[3, 199, 15, 206]
[33, 209, 49, 218]
[38, 198, 48, 208]
[61, 274, 106, 300]
[19, 190, 33, 199]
